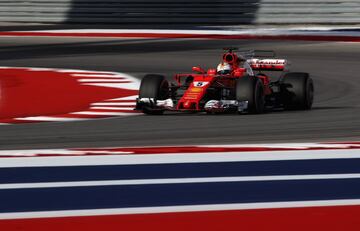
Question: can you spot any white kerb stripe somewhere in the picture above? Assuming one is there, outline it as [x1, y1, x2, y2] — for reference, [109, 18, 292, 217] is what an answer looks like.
[15, 117, 85, 122]
[71, 111, 139, 116]
[92, 102, 136, 106]
[57, 70, 116, 74]
[71, 74, 123, 78]
[0, 149, 131, 157]
[82, 83, 139, 90]
[0, 149, 360, 167]
[78, 79, 128, 83]
[1, 174, 359, 189]
[91, 107, 135, 111]
[1, 199, 360, 220]
[106, 95, 138, 101]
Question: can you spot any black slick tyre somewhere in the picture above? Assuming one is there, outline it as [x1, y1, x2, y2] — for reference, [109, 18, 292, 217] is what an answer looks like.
[282, 72, 314, 110]
[139, 74, 169, 115]
[236, 75, 265, 114]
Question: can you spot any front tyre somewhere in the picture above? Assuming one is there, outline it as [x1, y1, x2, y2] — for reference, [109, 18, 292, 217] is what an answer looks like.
[281, 72, 314, 110]
[236, 75, 265, 114]
[139, 74, 169, 115]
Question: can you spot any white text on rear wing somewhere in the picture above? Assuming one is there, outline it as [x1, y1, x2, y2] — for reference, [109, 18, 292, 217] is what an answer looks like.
[248, 59, 288, 71]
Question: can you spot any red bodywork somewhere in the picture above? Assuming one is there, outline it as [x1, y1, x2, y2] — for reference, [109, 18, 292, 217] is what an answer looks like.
[173, 51, 276, 111]
[177, 75, 214, 110]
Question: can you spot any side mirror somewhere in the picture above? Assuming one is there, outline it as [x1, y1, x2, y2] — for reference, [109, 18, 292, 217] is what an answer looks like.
[192, 66, 205, 74]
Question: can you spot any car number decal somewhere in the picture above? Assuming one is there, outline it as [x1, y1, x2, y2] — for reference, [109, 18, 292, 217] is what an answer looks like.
[193, 81, 209, 87]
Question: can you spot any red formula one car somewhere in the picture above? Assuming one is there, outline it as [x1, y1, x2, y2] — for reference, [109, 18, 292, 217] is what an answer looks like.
[135, 48, 314, 115]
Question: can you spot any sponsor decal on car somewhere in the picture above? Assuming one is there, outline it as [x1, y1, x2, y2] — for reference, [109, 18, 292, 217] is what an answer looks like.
[190, 87, 203, 93]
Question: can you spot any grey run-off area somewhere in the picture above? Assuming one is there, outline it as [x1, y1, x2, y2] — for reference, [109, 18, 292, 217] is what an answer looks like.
[0, 37, 359, 149]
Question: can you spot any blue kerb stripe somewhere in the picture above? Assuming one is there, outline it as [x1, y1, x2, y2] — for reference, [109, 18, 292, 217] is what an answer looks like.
[0, 178, 360, 213]
[0, 158, 359, 183]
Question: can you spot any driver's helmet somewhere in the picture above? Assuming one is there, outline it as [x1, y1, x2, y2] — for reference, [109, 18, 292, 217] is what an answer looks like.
[217, 62, 232, 74]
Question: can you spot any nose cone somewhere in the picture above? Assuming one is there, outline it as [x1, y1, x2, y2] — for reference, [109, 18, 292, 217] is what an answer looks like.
[183, 100, 191, 109]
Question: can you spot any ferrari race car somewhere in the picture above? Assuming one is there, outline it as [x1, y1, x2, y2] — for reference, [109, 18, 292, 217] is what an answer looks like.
[135, 48, 314, 115]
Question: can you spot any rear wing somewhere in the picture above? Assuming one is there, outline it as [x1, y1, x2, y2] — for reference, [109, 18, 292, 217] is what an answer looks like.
[238, 50, 289, 71]
[247, 58, 288, 71]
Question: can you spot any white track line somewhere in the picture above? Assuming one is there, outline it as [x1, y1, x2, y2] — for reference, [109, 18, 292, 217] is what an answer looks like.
[71, 111, 139, 116]
[71, 74, 123, 78]
[78, 79, 127, 82]
[0, 150, 131, 157]
[1, 149, 360, 167]
[1, 199, 360, 220]
[58, 70, 116, 74]
[21, 28, 360, 35]
[15, 117, 85, 122]
[106, 96, 138, 101]
[1, 174, 360, 189]
[202, 143, 360, 149]
[92, 102, 136, 106]
[81, 83, 139, 89]
[90, 107, 135, 111]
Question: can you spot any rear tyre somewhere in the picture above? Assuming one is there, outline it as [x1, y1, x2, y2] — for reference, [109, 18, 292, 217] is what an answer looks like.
[281, 72, 314, 110]
[139, 74, 169, 115]
[236, 75, 265, 114]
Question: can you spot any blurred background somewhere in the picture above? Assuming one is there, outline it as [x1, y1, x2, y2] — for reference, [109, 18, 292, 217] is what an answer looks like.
[1, 0, 359, 28]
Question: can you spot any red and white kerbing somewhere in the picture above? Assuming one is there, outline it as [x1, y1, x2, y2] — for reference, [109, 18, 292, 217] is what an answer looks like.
[0, 141, 359, 158]
[0, 67, 141, 124]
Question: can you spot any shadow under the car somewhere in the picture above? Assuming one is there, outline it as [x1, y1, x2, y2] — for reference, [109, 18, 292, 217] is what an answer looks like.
[140, 105, 356, 116]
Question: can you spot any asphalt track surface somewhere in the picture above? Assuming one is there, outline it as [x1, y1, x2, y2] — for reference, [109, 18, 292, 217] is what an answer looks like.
[0, 37, 359, 149]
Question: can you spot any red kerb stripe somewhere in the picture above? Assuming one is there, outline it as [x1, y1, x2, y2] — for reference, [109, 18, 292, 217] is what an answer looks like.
[1, 205, 360, 231]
